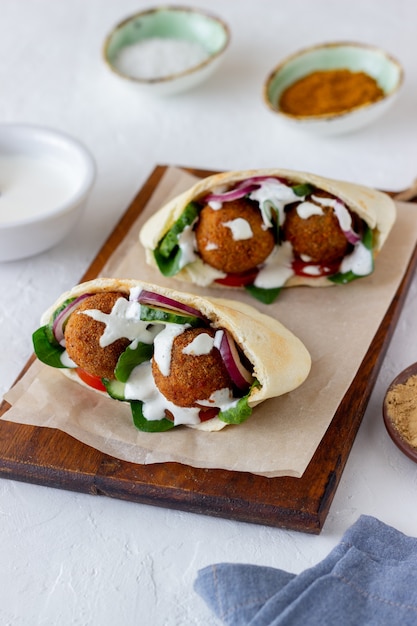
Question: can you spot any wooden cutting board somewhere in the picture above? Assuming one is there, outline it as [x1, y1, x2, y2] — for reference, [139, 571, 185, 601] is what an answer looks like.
[1, 165, 416, 534]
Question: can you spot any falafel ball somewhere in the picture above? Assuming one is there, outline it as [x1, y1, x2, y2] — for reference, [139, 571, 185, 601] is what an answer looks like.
[64, 291, 130, 379]
[195, 199, 275, 274]
[282, 192, 351, 265]
[152, 327, 233, 408]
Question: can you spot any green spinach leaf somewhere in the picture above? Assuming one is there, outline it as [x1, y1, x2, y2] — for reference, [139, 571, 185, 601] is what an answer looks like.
[32, 326, 67, 368]
[131, 401, 175, 432]
[244, 284, 282, 304]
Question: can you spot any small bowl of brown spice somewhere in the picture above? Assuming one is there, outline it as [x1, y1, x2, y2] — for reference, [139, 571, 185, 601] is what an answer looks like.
[383, 363, 417, 464]
[263, 41, 403, 135]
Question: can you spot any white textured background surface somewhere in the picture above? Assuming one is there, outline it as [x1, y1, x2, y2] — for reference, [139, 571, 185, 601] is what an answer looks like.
[1, 1, 417, 624]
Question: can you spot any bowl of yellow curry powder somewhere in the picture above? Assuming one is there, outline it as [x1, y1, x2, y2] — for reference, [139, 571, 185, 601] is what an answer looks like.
[264, 41, 403, 135]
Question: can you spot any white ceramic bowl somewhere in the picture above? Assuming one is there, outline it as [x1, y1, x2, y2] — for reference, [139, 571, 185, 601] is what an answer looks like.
[0, 124, 96, 262]
[103, 6, 230, 96]
[264, 42, 404, 135]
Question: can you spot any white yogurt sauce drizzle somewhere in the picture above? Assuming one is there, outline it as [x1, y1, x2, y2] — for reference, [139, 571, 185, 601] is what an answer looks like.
[81, 297, 159, 347]
[296, 201, 324, 219]
[60, 350, 76, 368]
[124, 361, 202, 425]
[306, 193, 354, 233]
[249, 178, 301, 228]
[184, 257, 226, 286]
[178, 222, 198, 268]
[300, 264, 326, 276]
[205, 242, 218, 251]
[339, 241, 373, 276]
[129, 286, 142, 301]
[153, 323, 189, 376]
[182, 332, 215, 356]
[333, 199, 354, 232]
[223, 217, 253, 240]
[198, 388, 238, 411]
[254, 241, 294, 288]
[208, 200, 222, 210]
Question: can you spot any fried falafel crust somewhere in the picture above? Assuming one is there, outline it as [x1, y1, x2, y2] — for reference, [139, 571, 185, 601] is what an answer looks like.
[283, 205, 350, 265]
[64, 292, 130, 379]
[152, 327, 233, 407]
[40, 278, 311, 417]
[195, 199, 275, 273]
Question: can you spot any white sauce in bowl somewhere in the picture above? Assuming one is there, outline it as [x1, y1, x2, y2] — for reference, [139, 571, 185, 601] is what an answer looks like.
[0, 154, 78, 224]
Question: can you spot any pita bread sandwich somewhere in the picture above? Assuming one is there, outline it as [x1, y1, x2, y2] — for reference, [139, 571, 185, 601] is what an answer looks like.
[32, 278, 311, 432]
[140, 169, 396, 303]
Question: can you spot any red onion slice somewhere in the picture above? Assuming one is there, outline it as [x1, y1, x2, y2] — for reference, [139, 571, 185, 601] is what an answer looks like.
[343, 229, 361, 245]
[204, 176, 286, 204]
[135, 290, 205, 319]
[204, 183, 258, 203]
[218, 330, 253, 391]
[52, 293, 92, 345]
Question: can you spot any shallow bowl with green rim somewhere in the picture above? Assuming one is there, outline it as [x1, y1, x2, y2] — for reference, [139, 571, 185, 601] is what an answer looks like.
[264, 42, 404, 135]
[103, 6, 230, 96]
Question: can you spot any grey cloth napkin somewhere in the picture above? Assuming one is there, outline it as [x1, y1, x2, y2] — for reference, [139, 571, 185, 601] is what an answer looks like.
[194, 515, 417, 625]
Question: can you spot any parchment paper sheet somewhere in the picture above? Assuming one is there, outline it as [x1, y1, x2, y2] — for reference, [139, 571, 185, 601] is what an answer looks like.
[3, 167, 417, 477]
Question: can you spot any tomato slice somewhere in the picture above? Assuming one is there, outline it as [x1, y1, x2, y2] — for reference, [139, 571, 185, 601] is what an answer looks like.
[215, 268, 258, 287]
[76, 368, 107, 392]
[199, 407, 220, 422]
[292, 258, 339, 278]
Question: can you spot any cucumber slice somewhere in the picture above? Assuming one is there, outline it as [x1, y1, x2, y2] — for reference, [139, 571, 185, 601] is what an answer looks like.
[154, 202, 200, 276]
[292, 183, 315, 197]
[103, 378, 126, 401]
[157, 202, 200, 258]
[140, 304, 202, 326]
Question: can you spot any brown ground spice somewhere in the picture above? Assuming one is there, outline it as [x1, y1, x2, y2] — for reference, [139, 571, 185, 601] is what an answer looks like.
[279, 69, 385, 116]
[385, 374, 417, 448]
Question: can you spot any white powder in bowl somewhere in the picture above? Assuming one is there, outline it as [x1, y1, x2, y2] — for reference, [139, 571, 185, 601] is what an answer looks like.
[114, 37, 209, 80]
